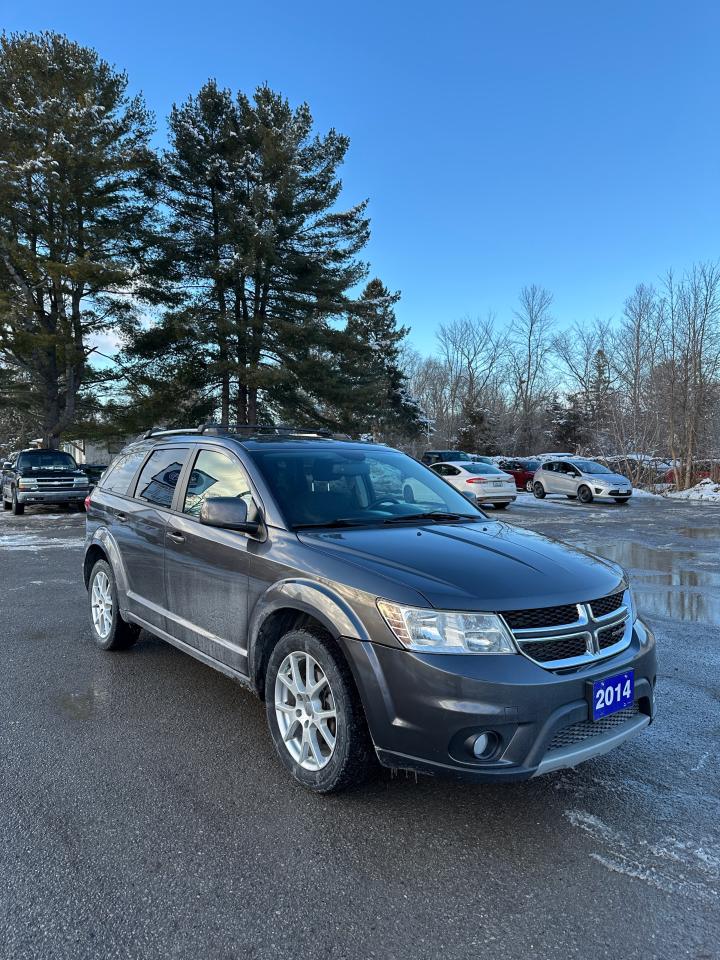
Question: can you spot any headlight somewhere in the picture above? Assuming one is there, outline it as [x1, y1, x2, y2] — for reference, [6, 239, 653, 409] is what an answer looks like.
[377, 600, 516, 654]
[17, 478, 37, 490]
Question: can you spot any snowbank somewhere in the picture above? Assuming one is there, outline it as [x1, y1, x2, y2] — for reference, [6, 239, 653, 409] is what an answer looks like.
[667, 479, 720, 502]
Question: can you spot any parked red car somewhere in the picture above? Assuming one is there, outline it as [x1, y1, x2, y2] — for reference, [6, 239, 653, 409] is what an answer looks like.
[664, 460, 720, 487]
[498, 458, 540, 492]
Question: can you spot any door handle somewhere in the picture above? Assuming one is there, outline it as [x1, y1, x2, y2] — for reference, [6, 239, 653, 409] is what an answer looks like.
[167, 530, 185, 543]
[115, 511, 127, 522]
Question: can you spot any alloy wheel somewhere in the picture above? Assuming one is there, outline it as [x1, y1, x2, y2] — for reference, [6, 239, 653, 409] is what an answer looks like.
[274, 651, 338, 771]
[91, 570, 113, 639]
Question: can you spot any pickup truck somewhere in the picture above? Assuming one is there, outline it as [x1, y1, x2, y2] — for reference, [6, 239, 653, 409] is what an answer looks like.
[2, 448, 90, 515]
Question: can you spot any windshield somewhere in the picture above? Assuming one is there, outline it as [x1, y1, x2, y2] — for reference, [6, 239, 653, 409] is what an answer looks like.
[17, 451, 78, 471]
[523, 460, 540, 470]
[249, 447, 486, 528]
[572, 460, 612, 475]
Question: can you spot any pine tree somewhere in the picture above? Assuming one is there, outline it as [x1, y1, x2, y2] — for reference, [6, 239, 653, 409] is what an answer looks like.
[125, 82, 372, 429]
[0, 32, 159, 446]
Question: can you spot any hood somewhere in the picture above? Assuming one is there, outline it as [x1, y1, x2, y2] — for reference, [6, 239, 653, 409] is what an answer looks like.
[582, 472, 630, 485]
[298, 520, 625, 611]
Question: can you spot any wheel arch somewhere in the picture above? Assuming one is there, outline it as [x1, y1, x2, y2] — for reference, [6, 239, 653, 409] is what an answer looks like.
[248, 580, 372, 698]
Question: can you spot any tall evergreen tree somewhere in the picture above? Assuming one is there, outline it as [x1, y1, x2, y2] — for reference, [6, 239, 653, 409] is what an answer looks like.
[126, 82, 373, 429]
[0, 32, 159, 446]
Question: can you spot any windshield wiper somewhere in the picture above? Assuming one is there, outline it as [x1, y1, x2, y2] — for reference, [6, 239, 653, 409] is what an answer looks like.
[382, 511, 480, 525]
[292, 518, 370, 530]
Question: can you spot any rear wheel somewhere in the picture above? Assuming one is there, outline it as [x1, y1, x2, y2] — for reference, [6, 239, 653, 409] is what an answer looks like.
[2, 494, 10, 510]
[11, 489, 24, 515]
[265, 628, 376, 793]
[578, 485, 594, 504]
[88, 559, 140, 651]
[533, 482, 546, 499]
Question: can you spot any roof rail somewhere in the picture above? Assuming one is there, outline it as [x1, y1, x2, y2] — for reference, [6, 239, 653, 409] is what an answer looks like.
[141, 427, 200, 440]
[198, 422, 340, 439]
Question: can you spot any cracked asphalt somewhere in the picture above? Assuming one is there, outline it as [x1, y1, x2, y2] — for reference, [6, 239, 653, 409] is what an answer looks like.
[1, 495, 718, 960]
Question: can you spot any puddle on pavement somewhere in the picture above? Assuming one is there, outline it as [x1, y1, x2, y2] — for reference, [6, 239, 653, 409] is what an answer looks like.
[57, 687, 110, 720]
[575, 540, 720, 625]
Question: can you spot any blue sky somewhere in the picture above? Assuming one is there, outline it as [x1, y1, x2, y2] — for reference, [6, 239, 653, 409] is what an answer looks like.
[3, 0, 720, 352]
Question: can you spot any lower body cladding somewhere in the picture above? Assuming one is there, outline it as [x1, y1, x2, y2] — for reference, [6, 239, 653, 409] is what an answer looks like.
[338, 619, 656, 782]
[16, 490, 87, 505]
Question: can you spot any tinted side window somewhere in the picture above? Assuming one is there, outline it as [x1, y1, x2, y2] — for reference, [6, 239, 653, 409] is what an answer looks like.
[101, 448, 148, 496]
[133, 449, 188, 508]
[183, 449, 252, 518]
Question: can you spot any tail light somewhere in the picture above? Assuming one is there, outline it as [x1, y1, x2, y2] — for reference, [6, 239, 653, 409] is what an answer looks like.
[466, 477, 488, 484]
[84, 495, 92, 510]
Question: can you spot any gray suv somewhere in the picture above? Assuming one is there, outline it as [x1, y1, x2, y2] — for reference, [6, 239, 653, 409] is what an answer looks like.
[83, 426, 656, 793]
[533, 459, 633, 504]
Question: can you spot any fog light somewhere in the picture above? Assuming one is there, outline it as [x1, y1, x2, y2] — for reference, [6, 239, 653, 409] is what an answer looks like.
[472, 733, 490, 758]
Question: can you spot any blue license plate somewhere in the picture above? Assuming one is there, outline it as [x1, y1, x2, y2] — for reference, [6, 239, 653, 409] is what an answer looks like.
[591, 670, 634, 720]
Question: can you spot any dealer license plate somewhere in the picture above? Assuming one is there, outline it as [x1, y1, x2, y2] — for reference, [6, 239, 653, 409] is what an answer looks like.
[591, 670, 634, 720]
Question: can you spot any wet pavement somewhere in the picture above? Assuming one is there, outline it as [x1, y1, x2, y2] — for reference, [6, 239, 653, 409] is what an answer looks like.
[1, 498, 719, 960]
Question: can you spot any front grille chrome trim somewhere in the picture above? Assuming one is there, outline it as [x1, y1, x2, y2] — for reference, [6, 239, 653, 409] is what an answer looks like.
[503, 598, 632, 670]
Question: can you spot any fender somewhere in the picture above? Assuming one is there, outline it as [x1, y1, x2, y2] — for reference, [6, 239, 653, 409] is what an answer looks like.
[247, 578, 374, 682]
[85, 527, 132, 617]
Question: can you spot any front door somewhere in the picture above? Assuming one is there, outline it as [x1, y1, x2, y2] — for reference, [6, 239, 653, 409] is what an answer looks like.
[164, 447, 255, 675]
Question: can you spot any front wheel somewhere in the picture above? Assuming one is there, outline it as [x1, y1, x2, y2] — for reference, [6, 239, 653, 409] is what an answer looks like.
[265, 628, 376, 793]
[88, 559, 140, 650]
[11, 489, 24, 515]
[533, 482, 546, 499]
[578, 485, 594, 504]
[524, 479, 534, 493]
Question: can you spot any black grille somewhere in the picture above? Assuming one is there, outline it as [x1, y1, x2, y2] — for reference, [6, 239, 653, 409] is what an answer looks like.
[598, 622, 626, 649]
[502, 603, 579, 630]
[589, 592, 624, 619]
[520, 636, 588, 663]
[547, 703, 640, 751]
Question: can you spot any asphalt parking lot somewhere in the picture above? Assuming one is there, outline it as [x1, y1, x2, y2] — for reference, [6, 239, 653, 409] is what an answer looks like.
[1, 495, 719, 960]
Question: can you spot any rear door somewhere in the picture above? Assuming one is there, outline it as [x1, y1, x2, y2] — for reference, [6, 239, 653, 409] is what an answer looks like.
[164, 446, 256, 674]
[105, 445, 190, 631]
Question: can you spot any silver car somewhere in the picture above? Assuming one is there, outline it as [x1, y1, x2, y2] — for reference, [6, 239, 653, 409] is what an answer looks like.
[533, 459, 633, 504]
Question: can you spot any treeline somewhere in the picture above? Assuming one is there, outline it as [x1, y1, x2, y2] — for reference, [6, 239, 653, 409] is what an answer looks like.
[402, 271, 720, 486]
[0, 32, 423, 447]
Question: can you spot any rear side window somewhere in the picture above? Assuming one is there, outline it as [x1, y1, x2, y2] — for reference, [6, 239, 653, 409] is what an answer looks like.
[133, 449, 188, 508]
[183, 449, 252, 518]
[100, 448, 148, 496]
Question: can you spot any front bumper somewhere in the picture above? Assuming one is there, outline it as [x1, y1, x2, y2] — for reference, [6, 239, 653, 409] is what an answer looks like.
[339, 618, 656, 783]
[16, 489, 88, 505]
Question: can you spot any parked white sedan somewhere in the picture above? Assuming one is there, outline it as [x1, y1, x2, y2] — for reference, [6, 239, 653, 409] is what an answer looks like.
[429, 461, 517, 509]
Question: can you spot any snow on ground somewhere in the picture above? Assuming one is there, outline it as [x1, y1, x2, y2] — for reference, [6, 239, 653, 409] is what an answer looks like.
[667, 479, 720, 502]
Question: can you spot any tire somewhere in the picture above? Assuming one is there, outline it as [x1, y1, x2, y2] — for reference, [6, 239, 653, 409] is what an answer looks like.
[265, 628, 376, 793]
[11, 489, 24, 515]
[578, 485, 594, 504]
[533, 482, 546, 499]
[494, 502, 509, 510]
[88, 559, 140, 651]
[614, 497, 630, 504]
[2, 495, 10, 510]
[524, 479, 534, 493]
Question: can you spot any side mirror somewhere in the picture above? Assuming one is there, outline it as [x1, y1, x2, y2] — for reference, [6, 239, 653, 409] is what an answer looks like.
[199, 497, 262, 535]
[2, 461, 10, 470]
